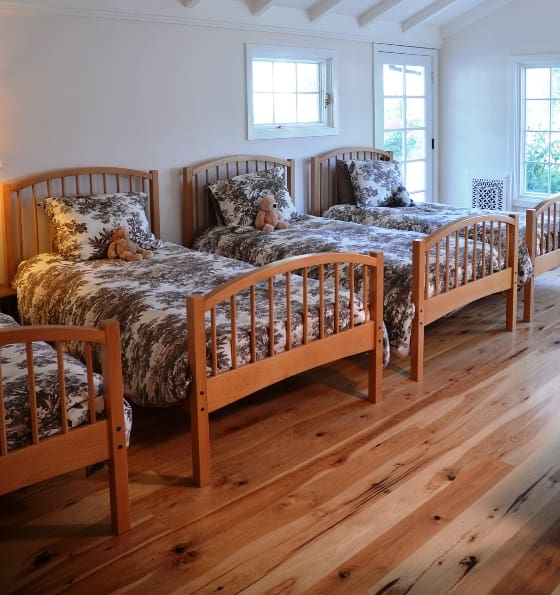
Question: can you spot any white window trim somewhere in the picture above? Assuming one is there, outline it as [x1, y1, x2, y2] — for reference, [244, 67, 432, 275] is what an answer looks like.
[511, 53, 560, 206]
[246, 43, 338, 141]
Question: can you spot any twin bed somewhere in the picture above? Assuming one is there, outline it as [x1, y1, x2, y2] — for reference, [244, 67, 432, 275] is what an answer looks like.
[2, 167, 384, 487]
[183, 153, 519, 381]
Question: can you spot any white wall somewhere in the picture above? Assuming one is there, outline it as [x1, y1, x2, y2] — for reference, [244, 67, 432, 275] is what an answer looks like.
[0, 12, 377, 284]
[439, 0, 560, 206]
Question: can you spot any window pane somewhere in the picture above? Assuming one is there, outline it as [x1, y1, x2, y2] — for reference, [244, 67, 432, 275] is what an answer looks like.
[273, 62, 296, 93]
[297, 94, 319, 123]
[383, 64, 403, 95]
[384, 98, 403, 129]
[551, 100, 560, 130]
[525, 131, 548, 161]
[551, 132, 560, 161]
[253, 93, 274, 124]
[526, 162, 549, 193]
[526, 99, 550, 130]
[526, 68, 550, 99]
[297, 63, 318, 92]
[406, 131, 425, 160]
[253, 61, 273, 92]
[406, 98, 425, 128]
[551, 164, 560, 192]
[275, 92, 297, 122]
[384, 131, 403, 160]
[411, 191, 425, 203]
[405, 161, 425, 192]
[405, 66, 425, 96]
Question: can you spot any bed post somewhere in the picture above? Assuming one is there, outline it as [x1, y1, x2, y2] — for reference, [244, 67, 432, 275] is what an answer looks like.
[183, 166, 195, 247]
[411, 239, 425, 382]
[1, 183, 15, 285]
[505, 213, 518, 331]
[368, 250, 384, 402]
[186, 294, 211, 487]
[523, 208, 536, 322]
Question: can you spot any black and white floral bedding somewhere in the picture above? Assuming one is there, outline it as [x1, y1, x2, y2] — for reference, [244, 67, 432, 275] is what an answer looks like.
[323, 202, 533, 284]
[193, 215, 508, 358]
[0, 312, 132, 452]
[13, 242, 382, 408]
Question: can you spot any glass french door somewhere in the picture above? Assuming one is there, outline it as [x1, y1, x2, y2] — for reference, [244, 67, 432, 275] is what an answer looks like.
[374, 45, 437, 203]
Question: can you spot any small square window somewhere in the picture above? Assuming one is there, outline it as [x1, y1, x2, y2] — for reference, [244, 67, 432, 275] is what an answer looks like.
[246, 44, 338, 140]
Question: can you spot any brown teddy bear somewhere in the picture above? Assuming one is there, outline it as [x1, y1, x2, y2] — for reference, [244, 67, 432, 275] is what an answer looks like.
[254, 194, 289, 232]
[107, 225, 152, 261]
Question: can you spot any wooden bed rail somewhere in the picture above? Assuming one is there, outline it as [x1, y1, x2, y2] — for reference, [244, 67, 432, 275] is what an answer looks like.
[0, 319, 130, 535]
[411, 214, 518, 382]
[186, 251, 384, 487]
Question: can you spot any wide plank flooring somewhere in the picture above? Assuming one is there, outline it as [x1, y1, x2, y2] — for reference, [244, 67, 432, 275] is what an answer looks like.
[2, 269, 560, 594]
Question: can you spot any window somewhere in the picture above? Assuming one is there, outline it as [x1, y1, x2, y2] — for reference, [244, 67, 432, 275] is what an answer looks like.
[374, 44, 437, 203]
[246, 44, 338, 140]
[515, 56, 560, 200]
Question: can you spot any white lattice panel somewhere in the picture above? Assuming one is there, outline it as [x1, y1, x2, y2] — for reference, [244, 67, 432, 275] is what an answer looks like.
[468, 174, 511, 211]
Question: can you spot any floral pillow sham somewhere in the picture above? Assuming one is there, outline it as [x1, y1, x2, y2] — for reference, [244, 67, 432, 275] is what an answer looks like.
[0, 312, 131, 451]
[208, 167, 297, 227]
[41, 191, 162, 260]
[343, 159, 404, 208]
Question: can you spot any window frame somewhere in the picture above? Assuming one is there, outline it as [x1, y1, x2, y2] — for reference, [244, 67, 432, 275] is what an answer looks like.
[513, 54, 560, 205]
[246, 43, 338, 140]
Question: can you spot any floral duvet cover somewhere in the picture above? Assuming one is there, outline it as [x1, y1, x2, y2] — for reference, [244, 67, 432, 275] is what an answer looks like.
[13, 242, 380, 408]
[323, 203, 532, 284]
[0, 312, 132, 451]
[193, 215, 509, 358]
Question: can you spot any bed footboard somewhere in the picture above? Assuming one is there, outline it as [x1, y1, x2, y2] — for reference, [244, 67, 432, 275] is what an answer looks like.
[0, 319, 130, 535]
[186, 251, 384, 487]
[524, 193, 560, 321]
[411, 214, 518, 382]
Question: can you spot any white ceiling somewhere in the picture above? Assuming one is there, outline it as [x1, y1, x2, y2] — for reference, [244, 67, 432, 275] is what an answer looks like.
[179, 0, 513, 41]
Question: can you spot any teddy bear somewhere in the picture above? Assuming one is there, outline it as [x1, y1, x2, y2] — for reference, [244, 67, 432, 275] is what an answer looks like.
[380, 185, 415, 207]
[254, 194, 289, 232]
[107, 225, 153, 261]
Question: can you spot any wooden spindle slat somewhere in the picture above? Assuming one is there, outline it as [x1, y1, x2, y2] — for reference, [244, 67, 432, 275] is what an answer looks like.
[56, 342, 69, 434]
[230, 296, 237, 369]
[84, 342, 96, 424]
[302, 268, 309, 345]
[25, 343, 39, 445]
[0, 360, 7, 456]
[250, 286, 256, 363]
[211, 308, 217, 375]
[319, 264, 325, 339]
[268, 278, 274, 357]
[285, 273, 292, 350]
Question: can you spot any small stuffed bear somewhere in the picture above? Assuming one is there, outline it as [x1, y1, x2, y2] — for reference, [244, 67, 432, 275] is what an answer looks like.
[107, 225, 152, 261]
[380, 185, 415, 207]
[254, 194, 289, 232]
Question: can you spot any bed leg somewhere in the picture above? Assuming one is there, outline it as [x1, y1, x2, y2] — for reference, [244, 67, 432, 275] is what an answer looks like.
[191, 389, 211, 487]
[367, 324, 383, 403]
[523, 277, 534, 322]
[101, 319, 131, 535]
[410, 312, 424, 382]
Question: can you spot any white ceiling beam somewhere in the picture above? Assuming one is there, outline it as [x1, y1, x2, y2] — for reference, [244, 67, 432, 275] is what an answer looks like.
[358, 0, 404, 28]
[246, 0, 275, 16]
[307, 0, 343, 23]
[401, 0, 456, 32]
[180, 0, 199, 6]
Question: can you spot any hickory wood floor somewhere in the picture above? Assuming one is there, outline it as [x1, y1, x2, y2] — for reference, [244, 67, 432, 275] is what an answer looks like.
[2, 271, 560, 595]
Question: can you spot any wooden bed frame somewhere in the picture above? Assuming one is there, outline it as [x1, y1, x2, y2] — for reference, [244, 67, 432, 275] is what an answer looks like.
[524, 193, 560, 321]
[0, 319, 131, 535]
[2, 166, 384, 487]
[183, 154, 295, 247]
[183, 153, 519, 382]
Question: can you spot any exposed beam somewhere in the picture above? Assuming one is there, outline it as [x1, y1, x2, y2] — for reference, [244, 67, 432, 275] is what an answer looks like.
[401, 0, 456, 32]
[307, 0, 343, 23]
[180, 0, 199, 7]
[246, 0, 275, 17]
[358, 0, 404, 28]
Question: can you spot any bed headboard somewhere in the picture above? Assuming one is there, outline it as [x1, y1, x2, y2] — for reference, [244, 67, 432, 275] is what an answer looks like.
[310, 146, 393, 216]
[1, 167, 159, 285]
[182, 155, 295, 247]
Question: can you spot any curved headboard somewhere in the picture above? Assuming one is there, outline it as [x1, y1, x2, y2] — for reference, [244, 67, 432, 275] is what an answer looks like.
[310, 146, 393, 216]
[182, 154, 295, 247]
[1, 167, 159, 285]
